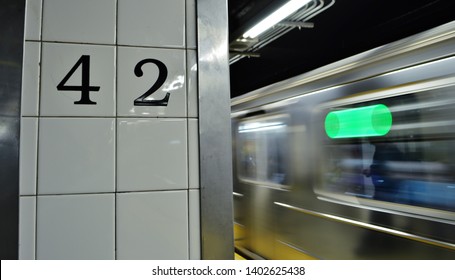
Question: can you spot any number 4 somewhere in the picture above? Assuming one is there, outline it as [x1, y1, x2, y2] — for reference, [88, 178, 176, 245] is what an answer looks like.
[57, 55, 100, 105]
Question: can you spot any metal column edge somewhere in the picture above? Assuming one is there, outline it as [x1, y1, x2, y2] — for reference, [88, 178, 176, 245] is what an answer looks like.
[196, 0, 234, 260]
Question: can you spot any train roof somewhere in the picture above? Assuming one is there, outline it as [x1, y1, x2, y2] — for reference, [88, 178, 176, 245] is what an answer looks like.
[231, 20, 455, 113]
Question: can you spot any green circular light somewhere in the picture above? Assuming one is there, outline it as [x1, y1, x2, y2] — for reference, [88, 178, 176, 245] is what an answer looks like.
[371, 104, 393, 135]
[324, 104, 392, 139]
[325, 112, 340, 138]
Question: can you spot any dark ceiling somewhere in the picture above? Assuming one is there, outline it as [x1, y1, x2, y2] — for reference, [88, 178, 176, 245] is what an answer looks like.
[228, 0, 455, 98]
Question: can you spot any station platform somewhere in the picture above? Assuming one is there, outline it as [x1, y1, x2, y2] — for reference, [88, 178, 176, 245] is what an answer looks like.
[235, 253, 246, 260]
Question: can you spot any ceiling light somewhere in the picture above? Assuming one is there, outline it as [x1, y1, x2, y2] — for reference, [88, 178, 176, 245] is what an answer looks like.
[242, 0, 312, 39]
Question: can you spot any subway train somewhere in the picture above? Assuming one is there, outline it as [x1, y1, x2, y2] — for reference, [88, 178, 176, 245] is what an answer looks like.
[231, 20, 455, 259]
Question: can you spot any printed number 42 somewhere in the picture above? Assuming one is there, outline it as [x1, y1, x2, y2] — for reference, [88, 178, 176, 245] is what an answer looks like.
[56, 55, 171, 106]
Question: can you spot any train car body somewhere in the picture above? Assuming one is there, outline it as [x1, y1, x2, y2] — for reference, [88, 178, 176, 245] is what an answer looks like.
[231, 21, 455, 259]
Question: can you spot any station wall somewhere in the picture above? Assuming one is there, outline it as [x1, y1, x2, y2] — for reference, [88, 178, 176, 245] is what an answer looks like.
[18, 0, 216, 260]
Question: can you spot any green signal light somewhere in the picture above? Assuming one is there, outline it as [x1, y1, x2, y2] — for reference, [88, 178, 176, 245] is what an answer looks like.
[325, 104, 392, 139]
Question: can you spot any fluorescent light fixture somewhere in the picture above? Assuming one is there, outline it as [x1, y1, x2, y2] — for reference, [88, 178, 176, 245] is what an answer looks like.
[243, 0, 312, 39]
[239, 121, 286, 133]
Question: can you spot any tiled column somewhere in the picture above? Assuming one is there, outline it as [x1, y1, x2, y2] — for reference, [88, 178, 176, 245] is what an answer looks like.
[19, 0, 201, 260]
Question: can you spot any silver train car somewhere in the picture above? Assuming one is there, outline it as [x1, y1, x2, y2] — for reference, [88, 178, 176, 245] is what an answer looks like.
[231, 20, 455, 259]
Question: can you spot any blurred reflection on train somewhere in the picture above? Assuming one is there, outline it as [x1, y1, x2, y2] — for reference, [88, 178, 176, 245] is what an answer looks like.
[231, 21, 455, 259]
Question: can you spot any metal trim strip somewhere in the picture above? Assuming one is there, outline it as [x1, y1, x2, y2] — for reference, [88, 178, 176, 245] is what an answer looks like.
[274, 202, 455, 251]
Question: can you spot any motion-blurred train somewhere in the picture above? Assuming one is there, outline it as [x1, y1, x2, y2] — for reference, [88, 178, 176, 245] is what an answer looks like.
[231, 21, 455, 259]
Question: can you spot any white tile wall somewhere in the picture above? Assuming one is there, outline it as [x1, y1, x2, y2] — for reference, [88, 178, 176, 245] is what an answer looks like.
[24, 0, 42, 41]
[187, 50, 198, 118]
[21, 42, 40, 116]
[36, 194, 115, 260]
[42, 0, 116, 44]
[186, 0, 197, 49]
[20, 0, 201, 260]
[117, 118, 187, 191]
[188, 119, 199, 189]
[38, 118, 116, 194]
[189, 190, 201, 259]
[19, 196, 36, 260]
[117, 47, 186, 117]
[118, 0, 185, 48]
[116, 191, 189, 260]
[20, 117, 38, 195]
[40, 43, 116, 117]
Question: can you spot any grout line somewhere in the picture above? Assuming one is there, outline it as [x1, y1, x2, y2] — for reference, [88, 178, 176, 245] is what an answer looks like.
[6, 115, 197, 120]
[187, 122, 191, 259]
[114, 0, 119, 260]
[33, 189, 189, 197]
[38, 40, 188, 50]
[117, 44, 187, 50]
[34, 0, 45, 260]
[187, 189, 191, 260]
[19, 194, 40, 198]
[187, 120, 190, 259]
[185, 0, 187, 50]
[185, 0, 190, 259]
[35, 115, 189, 119]
[34, 192, 116, 197]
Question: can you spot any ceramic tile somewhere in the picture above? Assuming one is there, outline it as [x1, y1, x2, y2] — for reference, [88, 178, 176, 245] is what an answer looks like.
[186, 0, 197, 49]
[38, 118, 115, 194]
[36, 194, 115, 260]
[117, 47, 186, 117]
[40, 43, 115, 117]
[116, 191, 189, 260]
[189, 190, 201, 260]
[188, 119, 199, 189]
[24, 0, 42, 41]
[21, 42, 40, 116]
[117, 118, 187, 192]
[20, 117, 38, 195]
[42, 0, 116, 44]
[187, 50, 198, 118]
[19, 196, 36, 260]
[118, 0, 185, 48]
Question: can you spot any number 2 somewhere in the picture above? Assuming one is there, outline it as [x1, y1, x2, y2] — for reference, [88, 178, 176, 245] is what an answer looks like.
[133, 58, 170, 106]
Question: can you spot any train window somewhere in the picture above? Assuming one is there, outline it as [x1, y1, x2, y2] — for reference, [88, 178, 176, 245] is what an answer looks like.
[316, 78, 455, 218]
[236, 114, 290, 188]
